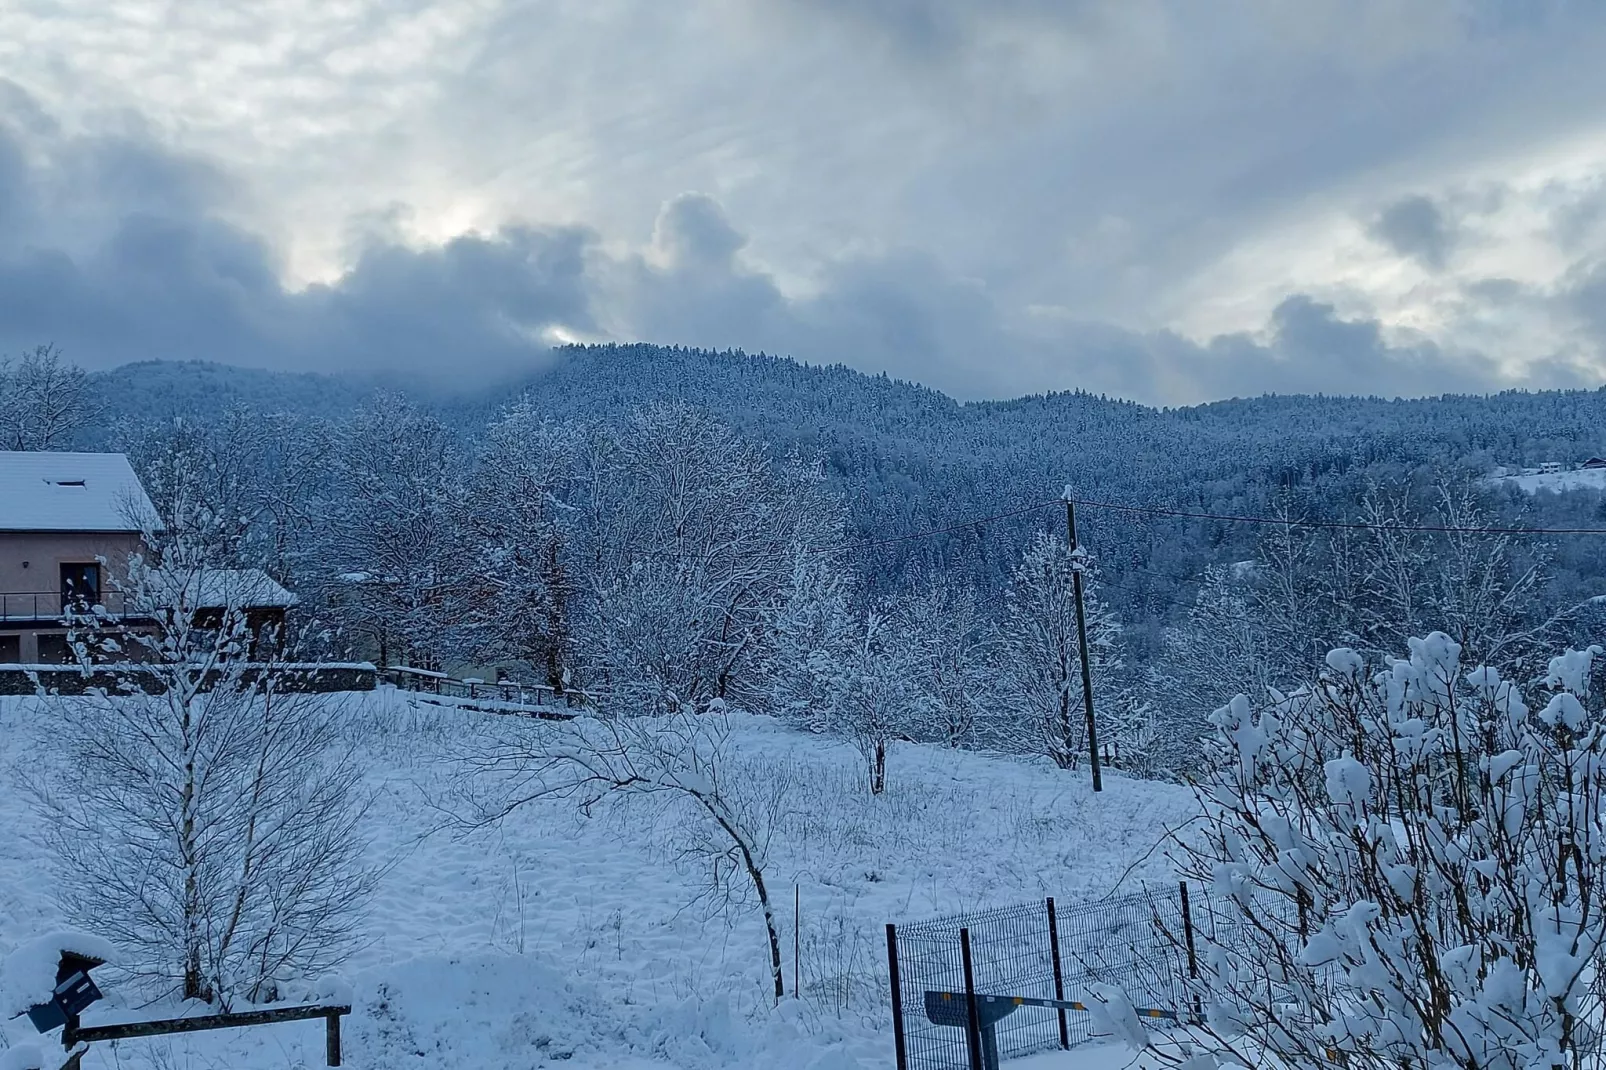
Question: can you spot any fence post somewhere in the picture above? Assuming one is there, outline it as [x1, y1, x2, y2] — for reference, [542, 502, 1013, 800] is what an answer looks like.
[1046, 897, 1069, 1049]
[1179, 882, 1198, 979]
[960, 927, 984, 1070]
[1180, 881, 1201, 1025]
[885, 924, 908, 1070]
[325, 1011, 342, 1067]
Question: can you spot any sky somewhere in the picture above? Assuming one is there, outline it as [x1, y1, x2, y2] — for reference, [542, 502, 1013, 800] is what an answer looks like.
[4, 0, 1606, 404]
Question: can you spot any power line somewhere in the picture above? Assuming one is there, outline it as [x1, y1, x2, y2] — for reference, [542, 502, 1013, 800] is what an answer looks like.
[850, 500, 1058, 551]
[849, 492, 1606, 552]
[1065, 496, 1606, 538]
[591, 487, 1606, 571]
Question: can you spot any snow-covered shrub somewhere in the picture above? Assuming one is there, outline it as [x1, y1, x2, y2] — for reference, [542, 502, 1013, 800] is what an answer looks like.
[1150, 633, 1606, 1070]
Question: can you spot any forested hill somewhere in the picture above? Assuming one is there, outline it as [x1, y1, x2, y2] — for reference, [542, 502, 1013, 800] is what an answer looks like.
[87, 345, 1606, 649]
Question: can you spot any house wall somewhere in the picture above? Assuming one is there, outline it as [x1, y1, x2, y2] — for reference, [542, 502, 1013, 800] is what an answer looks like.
[0, 531, 144, 662]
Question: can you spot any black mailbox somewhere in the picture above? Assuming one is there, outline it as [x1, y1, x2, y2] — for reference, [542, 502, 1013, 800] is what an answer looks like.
[924, 990, 1018, 1070]
[25, 951, 104, 1034]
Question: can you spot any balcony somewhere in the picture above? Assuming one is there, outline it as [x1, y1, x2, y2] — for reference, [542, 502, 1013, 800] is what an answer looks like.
[0, 591, 136, 623]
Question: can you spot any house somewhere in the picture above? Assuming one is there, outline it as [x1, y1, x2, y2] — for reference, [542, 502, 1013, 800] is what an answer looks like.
[1540, 461, 1565, 474]
[1583, 458, 1606, 470]
[0, 452, 296, 663]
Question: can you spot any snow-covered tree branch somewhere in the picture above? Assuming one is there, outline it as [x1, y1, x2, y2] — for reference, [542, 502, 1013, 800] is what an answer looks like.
[26, 486, 378, 1007]
[458, 699, 793, 1003]
[1146, 633, 1606, 1070]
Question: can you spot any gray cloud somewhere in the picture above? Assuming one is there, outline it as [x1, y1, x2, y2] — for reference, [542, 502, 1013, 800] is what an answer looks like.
[0, 90, 594, 385]
[1370, 195, 1457, 270]
[611, 197, 1545, 402]
[1022, 298, 1522, 404]
[9, 1, 1606, 400]
[770, 0, 1114, 60]
[0, 85, 1597, 405]
[1558, 258, 1606, 347]
[652, 193, 750, 273]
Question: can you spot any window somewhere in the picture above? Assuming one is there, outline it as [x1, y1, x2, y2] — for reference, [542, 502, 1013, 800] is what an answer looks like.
[0, 635, 18, 664]
[60, 563, 101, 610]
[36, 633, 71, 664]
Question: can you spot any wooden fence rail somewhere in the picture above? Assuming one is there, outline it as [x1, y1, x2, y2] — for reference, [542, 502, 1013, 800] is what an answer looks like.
[62, 1003, 351, 1068]
[382, 666, 602, 709]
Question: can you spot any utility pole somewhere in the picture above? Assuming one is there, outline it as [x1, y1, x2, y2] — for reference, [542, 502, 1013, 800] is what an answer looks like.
[1065, 489, 1103, 793]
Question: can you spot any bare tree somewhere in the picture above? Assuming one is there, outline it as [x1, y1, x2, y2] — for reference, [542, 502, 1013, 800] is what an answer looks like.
[0, 343, 100, 451]
[29, 490, 377, 1006]
[1157, 479, 1566, 769]
[568, 404, 842, 713]
[1353, 481, 1555, 669]
[832, 609, 912, 795]
[447, 402, 578, 687]
[313, 392, 464, 669]
[461, 699, 793, 1003]
[765, 547, 857, 734]
[115, 408, 330, 588]
[1149, 564, 1278, 775]
[892, 577, 995, 749]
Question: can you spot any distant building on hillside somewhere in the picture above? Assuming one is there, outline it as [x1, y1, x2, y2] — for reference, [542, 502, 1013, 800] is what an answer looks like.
[1540, 461, 1565, 474]
[1582, 458, 1606, 470]
[0, 452, 296, 663]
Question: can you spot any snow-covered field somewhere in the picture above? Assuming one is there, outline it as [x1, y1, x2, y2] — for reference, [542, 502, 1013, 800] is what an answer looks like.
[1490, 466, 1606, 494]
[0, 689, 1194, 1069]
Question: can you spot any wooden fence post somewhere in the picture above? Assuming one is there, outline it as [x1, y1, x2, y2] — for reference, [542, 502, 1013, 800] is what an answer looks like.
[325, 1010, 342, 1067]
[1180, 881, 1198, 980]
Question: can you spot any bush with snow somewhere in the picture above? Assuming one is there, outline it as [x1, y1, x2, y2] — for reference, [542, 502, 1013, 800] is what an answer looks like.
[1147, 632, 1606, 1070]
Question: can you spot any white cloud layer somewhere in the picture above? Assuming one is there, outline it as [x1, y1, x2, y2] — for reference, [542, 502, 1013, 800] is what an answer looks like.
[4, 0, 1606, 402]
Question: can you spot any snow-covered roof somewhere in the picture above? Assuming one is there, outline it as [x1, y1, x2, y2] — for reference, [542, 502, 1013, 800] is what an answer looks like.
[166, 568, 300, 610]
[0, 452, 159, 533]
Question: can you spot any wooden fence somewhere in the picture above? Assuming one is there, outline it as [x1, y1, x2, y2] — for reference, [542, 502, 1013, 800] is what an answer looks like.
[381, 666, 601, 711]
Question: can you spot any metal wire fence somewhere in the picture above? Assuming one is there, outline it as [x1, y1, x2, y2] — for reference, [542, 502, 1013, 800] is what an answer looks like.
[886, 884, 1223, 1070]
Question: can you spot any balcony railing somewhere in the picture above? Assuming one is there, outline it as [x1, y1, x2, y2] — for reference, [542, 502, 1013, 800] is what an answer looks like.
[0, 591, 135, 623]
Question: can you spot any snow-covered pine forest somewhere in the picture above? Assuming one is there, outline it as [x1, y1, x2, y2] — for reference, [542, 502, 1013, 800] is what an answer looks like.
[6, 343, 1606, 1068]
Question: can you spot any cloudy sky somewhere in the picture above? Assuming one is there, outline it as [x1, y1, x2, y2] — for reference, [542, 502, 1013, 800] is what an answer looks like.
[4, 0, 1606, 403]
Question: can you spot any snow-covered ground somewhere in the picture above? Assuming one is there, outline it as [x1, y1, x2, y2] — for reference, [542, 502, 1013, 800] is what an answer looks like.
[0, 689, 1195, 1069]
